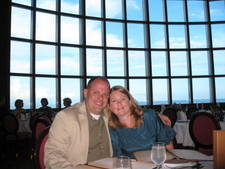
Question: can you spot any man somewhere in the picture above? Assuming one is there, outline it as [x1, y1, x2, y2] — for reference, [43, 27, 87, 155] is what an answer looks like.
[44, 76, 171, 168]
[44, 76, 112, 168]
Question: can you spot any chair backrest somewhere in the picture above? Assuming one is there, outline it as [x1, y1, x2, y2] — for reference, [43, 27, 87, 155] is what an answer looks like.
[38, 113, 52, 125]
[2, 113, 19, 135]
[213, 130, 225, 169]
[162, 107, 177, 127]
[32, 118, 51, 150]
[34, 126, 50, 169]
[211, 105, 223, 121]
[189, 112, 221, 155]
[30, 112, 41, 131]
[186, 106, 198, 120]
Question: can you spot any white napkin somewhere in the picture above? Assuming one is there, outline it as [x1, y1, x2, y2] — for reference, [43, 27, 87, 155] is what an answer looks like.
[162, 161, 196, 169]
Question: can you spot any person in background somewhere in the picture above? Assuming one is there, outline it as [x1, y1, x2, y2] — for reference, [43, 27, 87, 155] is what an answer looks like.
[38, 98, 53, 119]
[0, 97, 7, 132]
[11, 99, 26, 119]
[108, 85, 176, 159]
[63, 97, 72, 109]
[44, 77, 171, 168]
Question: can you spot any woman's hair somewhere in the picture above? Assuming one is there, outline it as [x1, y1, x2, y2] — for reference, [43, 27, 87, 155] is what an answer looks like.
[108, 85, 143, 129]
[15, 99, 23, 108]
[41, 98, 48, 105]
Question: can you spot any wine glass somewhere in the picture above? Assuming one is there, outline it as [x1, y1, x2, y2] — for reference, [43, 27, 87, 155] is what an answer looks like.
[113, 156, 132, 169]
[151, 142, 166, 169]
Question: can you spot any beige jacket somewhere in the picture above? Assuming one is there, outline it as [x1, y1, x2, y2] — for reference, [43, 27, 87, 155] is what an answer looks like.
[44, 101, 113, 169]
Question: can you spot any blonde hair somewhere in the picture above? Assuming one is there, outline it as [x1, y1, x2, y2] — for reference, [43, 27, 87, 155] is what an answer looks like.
[108, 85, 143, 129]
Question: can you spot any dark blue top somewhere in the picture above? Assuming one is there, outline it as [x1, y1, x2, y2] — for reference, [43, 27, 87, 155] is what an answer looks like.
[109, 109, 176, 158]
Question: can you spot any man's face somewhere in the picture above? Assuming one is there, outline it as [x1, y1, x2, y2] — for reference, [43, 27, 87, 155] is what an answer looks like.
[83, 79, 110, 115]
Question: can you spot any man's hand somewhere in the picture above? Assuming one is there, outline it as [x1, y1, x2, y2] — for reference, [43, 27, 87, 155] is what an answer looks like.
[158, 113, 171, 127]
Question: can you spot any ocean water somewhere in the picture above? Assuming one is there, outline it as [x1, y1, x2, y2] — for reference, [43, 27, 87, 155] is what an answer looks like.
[138, 98, 225, 105]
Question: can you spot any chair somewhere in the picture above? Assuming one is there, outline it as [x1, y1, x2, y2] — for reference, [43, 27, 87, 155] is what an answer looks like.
[162, 107, 178, 127]
[213, 130, 225, 169]
[34, 126, 50, 169]
[30, 112, 41, 131]
[31, 118, 51, 158]
[211, 105, 223, 121]
[186, 106, 198, 120]
[1, 113, 31, 157]
[38, 113, 52, 125]
[189, 112, 221, 155]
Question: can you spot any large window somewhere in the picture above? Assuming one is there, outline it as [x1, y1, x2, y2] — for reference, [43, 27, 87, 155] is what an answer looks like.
[9, 0, 225, 109]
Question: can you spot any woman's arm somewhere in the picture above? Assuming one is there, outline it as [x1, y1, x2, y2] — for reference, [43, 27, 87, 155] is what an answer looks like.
[166, 141, 174, 149]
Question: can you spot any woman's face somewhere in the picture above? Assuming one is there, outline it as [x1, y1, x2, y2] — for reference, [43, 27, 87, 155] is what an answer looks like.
[109, 91, 131, 117]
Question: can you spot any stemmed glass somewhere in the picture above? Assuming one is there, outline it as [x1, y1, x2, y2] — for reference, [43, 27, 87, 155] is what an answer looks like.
[151, 142, 166, 169]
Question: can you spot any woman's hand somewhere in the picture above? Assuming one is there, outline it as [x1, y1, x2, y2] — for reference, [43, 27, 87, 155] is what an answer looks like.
[157, 113, 171, 127]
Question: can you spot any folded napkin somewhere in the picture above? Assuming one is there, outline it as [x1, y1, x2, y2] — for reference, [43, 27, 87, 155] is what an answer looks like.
[162, 161, 196, 169]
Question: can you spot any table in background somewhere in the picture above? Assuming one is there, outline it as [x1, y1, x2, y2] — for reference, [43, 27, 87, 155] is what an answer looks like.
[18, 118, 31, 133]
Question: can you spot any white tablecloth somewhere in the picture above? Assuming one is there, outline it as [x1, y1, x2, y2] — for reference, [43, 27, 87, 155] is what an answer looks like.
[18, 119, 31, 133]
[174, 120, 225, 147]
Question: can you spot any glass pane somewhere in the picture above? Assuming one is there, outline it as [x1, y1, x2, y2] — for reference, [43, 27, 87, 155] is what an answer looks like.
[108, 79, 125, 88]
[192, 78, 210, 103]
[61, 78, 81, 106]
[106, 21, 123, 47]
[209, 0, 225, 21]
[36, 12, 56, 42]
[153, 79, 168, 105]
[127, 23, 144, 48]
[151, 51, 167, 76]
[211, 24, 225, 48]
[61, 0, 79, 14]
[86, 0, 101, 17]
[191, 51, 209, 76]
[86, 19, 102, 46]
[107, 50, 124, 76]
[105, 0, 122, 19]
[126, 0, 143, 21]
[11, 7, 31, 39]
[171, 78, 189, 104]
[36, 44, 56, 75]
[187, 1, 205, 22]
[170, 51, 187, 76]
[150, 24, 166, 48]
[189, 25, 207, 48]
[61, 46, 80, 75]
[36, 77, 56, 108]
[10, 41, 31, 74]
[213, 50, 225, 75]
[10, 76, 31, 109]
[61, 16, 79, 44]
[36, 0, 56, 11]
[129, 79, 147, 105]
[86, 48, 102, 76]
[149, 0, 164, 21]
[167, 0, 184, 22]
[128, 50, 146, 76]
[12, 0, 31, 6]
[169, 25, 186, 49]
[215, 77, 225, 103]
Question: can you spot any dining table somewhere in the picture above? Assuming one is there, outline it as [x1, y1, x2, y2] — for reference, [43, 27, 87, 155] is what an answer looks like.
[18, 118, 31, 133]
[72, 157, 213, 169]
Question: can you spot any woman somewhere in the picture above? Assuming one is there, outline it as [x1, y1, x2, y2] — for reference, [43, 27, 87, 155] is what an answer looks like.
[108, 85, 176, 159]
[39, 98, 53, 119]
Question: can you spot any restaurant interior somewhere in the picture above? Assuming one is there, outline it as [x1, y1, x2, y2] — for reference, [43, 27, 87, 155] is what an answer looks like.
[0, 0, 225, 169]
